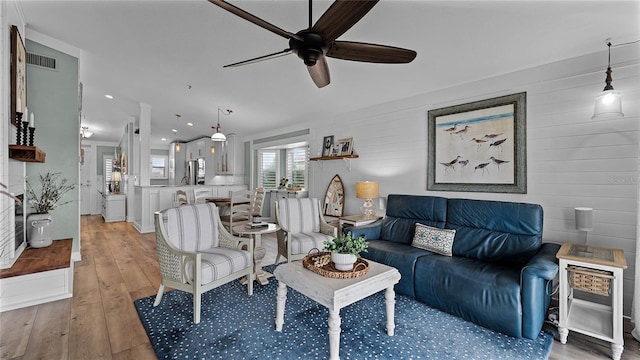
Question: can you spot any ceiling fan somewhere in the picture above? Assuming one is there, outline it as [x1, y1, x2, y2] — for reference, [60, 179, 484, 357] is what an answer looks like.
[208, 0, 417, 88]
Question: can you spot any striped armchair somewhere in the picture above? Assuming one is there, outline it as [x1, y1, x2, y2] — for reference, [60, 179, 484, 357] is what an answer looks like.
[154, 203, 254, 323]
[274, 198, 337, 263]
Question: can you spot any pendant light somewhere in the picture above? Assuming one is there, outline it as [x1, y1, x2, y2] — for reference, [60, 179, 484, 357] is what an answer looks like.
[211, 107, 232, 142]
[592, 40, 623, 119]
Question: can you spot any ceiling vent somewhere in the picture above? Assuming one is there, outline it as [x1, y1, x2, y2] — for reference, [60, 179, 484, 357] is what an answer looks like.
[26, 52, 56, 70]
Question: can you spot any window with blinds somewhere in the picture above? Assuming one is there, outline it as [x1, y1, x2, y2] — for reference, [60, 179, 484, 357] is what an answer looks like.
[104, 155, 114, 191]
[287, 146, 308, 189]
[151, 155, 169, 179]
[258, 149, 278, 190]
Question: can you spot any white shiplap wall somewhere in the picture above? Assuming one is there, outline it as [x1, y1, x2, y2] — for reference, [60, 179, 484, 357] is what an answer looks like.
[304, 44, 640, 315]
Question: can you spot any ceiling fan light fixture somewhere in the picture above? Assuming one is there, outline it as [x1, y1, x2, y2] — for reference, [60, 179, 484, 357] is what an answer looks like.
[592, 40, 624, 119]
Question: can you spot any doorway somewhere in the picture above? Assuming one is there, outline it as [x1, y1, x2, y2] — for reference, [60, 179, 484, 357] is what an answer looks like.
[80, 146, 92, 215]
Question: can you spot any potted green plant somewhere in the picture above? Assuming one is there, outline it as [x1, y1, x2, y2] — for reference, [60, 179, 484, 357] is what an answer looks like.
[323, 232, 368, 271]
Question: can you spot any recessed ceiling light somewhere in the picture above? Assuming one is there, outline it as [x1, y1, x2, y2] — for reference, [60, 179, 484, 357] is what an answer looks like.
[161, 138, 167, 141]
[172, 129, 178, 133]
[104, 94, 113, 99]
[187, 122, 193, 126]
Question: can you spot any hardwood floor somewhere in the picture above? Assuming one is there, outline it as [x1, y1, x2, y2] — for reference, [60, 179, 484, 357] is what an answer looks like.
[1, 215, 638, 359]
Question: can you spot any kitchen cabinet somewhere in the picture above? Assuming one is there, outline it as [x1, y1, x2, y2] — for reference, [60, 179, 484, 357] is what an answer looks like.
[216, 134, 243, 175]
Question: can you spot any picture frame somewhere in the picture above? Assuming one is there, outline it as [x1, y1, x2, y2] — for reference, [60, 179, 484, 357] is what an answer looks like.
[337, 137, 353, 156]
[10, 25, 27, 127]
[322, 135, 334, 157]
[427, 92, 527, 193]
[330, 144, 341, 157]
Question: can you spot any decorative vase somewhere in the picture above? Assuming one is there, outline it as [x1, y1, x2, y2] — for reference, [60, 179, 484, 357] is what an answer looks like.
[331, 252, 357, 271]
[27, 213, 54, 248]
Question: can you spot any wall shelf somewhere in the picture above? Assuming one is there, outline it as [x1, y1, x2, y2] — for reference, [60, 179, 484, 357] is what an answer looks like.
[309, 154, 359, 161]
[310, 154, 358, 171]
[9, 145, 46, 163]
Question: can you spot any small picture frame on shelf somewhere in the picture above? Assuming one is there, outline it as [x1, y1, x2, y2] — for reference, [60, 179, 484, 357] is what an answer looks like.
[322, 135, 334, 157]
[337, 137, 353, 156]
[330, 144, 341, 157]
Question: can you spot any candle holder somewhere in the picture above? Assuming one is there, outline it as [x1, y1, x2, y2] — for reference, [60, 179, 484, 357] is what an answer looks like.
[22, 120, 29, 145]
[29, 127, 35, 146]
[15, 112, 23, 145]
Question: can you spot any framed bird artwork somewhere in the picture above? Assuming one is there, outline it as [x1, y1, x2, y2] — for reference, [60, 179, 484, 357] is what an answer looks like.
[427, 92, 527, 194]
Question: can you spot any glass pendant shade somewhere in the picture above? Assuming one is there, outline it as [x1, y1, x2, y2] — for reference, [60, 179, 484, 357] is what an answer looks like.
[592, 89, 623, 119]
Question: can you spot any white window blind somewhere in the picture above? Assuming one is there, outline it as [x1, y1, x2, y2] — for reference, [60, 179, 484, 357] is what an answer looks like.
[104, 155, 114, 191]
[258, 149, 278, 190]
[287, 146, 308, 189]
[151, 155, 168, 179]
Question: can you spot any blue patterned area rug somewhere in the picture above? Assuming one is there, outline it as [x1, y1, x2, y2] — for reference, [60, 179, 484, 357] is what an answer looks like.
[134, 266, 553, 360]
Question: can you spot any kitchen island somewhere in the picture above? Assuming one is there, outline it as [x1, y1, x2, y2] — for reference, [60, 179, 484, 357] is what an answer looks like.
[133, 184, 248, 233]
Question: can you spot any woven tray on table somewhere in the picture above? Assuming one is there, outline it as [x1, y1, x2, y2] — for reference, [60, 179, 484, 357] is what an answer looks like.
[303, 251, 369, 279]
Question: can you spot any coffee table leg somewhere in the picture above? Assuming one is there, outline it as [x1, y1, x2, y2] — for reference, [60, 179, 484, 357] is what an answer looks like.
[328, 309, 341, 360]
[385, 286, 396, 336]
[275, 281, 287, 331]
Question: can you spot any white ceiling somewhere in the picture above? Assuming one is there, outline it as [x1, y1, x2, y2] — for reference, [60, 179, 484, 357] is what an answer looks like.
[19, 0, 640, 147]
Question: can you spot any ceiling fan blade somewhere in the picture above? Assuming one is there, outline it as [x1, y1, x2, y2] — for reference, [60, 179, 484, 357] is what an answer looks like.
[208, 0, 301, 41]
[327, 41, 416, 63]
[311, 0, 379, 43]
[223, 49, 292, 68]
[307, 56, 330, 88]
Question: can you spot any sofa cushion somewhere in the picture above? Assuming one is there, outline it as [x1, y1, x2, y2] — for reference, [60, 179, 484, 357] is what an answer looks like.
[414, 254, 524, 338]
[446, 198, 543, 265]
[412, 223, 456, 256]
[362, 239, 434, 298]
[380, 195, 448, 245]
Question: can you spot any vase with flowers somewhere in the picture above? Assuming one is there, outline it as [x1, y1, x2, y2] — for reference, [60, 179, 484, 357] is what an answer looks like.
[25, 172, 75, 248]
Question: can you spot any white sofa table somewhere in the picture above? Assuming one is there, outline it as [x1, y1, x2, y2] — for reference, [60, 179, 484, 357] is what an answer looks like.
[274, 260, 401, 360]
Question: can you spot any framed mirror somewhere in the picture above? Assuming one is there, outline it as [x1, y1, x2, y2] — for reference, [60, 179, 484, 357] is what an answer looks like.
[323, 174, 345, 217]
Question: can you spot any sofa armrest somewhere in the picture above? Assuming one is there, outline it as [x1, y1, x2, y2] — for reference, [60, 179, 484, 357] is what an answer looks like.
[522, 242, 561, 281]
[520, 242, 561, 339]
[345, 220, 383, 239]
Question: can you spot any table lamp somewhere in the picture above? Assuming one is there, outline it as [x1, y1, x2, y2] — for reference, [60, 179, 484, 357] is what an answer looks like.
[356, 181, 379, 219]
[575, 207, 593, 244]
[112, 171, 122, 194]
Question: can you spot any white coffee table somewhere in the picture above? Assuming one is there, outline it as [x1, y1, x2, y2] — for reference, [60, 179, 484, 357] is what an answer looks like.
[274, 260, 401, 360]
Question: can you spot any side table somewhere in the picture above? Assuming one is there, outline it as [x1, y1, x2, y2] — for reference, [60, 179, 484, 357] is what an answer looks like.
[233, 223, 280, 286]
[339, 214, 383, 233]
[556, 243, 627, 360]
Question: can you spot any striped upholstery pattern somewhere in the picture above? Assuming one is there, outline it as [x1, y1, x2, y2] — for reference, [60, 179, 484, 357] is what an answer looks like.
[278, 198, 321, 234]
[185, 247, 252, 285]
[279, 198, 333, 256]
[163, 203, 251, 284]
[164, 203, 220, 251]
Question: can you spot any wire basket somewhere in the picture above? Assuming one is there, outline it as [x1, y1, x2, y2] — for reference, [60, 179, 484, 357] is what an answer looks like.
[303, 251, 369, 279]
[567, 265, 613, 296]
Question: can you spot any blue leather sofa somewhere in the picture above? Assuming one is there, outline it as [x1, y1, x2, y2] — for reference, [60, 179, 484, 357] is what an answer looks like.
[348, 194, 560, 339]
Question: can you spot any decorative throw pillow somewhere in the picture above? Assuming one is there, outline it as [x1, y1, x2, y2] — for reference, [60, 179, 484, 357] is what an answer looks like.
[411, 223, 456, 256]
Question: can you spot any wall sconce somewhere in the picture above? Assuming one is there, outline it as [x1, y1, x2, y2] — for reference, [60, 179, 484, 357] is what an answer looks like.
[592, 40, 623, 119]
[356, 181, 379, 219]
[575, 207, 593, 244]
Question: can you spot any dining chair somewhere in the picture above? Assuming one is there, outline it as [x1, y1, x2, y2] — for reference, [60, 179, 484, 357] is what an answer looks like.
[193, 187, 214, 204]
[220, 189, 252, 233]
[175, 189, 189, 206]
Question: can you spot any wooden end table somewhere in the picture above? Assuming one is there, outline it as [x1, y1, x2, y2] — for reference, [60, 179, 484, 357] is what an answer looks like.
[556, 243, 627, 360]
[339, 214, 383, 233]
[274, 260, 401, 360]
[233, 223, 280, 286]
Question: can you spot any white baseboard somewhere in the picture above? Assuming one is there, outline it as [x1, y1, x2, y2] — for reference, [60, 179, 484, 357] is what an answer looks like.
[0, 264, 73, 312]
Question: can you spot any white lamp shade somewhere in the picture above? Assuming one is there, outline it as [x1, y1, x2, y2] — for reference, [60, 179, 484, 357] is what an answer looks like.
[211, 132, 226, 142]
[575, 207, 593, 232]
[592, 90, 623, 119]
